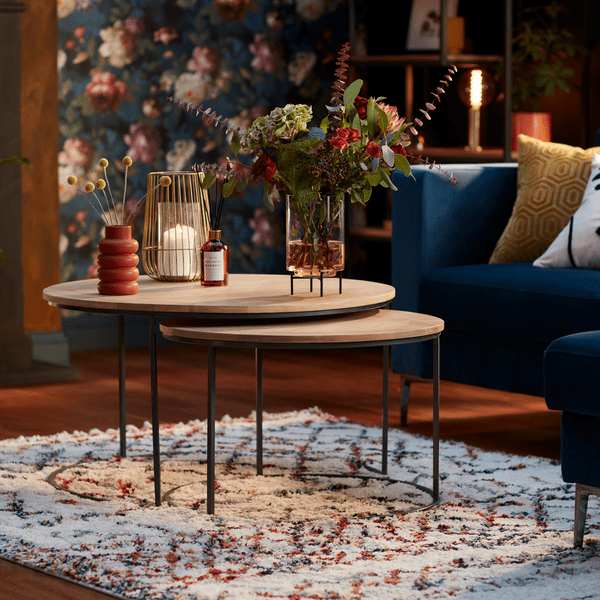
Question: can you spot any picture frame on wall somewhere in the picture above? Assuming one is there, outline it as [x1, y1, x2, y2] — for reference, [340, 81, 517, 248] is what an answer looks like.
[406, 0, 459, 51]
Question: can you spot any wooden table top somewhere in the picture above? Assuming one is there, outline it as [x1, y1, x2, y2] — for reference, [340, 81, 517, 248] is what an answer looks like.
[160, 309, 444, 347]
[43, 274, 396, 318]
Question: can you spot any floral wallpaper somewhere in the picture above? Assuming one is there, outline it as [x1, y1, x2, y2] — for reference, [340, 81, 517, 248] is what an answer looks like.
[57, 0, 350, 285]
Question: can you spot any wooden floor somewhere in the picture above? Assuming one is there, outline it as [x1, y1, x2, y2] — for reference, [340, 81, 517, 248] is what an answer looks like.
[0, 345, 562, 599]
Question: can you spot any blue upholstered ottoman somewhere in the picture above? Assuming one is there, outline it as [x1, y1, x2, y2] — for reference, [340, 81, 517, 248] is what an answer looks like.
[544, 332, 600, 547]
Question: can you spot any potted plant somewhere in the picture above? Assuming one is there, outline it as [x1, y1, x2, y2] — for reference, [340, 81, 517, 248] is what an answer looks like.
[508, 1, 586, 150]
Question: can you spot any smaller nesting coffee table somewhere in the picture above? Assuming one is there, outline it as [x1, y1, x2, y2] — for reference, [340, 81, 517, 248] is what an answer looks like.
[160, 308, 443, 514]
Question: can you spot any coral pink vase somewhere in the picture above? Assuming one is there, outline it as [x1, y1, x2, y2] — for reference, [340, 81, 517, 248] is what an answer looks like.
[511, 112, 552, 152]
[97, 225, 140, 295]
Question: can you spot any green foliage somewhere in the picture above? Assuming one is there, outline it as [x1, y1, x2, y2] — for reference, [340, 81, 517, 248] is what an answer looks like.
[182, 43, 457, 211]
[343, 79, 362, 113]
[0, 156, 32, 168]
[510, 2, 586, 112]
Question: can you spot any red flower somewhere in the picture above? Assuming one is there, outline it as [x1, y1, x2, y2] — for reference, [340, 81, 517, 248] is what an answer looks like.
[85, 72, 126, 115]
[391, 144, 407, 157]
[337, 128, 361, 142]
[214, 0, 251, 22]
[251, 152, 277, 181]
[330, 136, 348, 151]
[354, 96, 369, 120]
[366, 142, 381, 158]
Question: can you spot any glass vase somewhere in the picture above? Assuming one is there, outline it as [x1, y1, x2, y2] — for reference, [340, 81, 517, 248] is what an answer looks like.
[286, 193, 345, 278]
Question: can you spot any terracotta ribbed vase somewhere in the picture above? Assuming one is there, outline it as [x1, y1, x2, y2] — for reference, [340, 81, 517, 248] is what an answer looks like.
[97, 225, 140, 295]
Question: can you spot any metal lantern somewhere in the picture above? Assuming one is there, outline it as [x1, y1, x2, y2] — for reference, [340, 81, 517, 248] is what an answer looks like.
[142, 172, 211, 282]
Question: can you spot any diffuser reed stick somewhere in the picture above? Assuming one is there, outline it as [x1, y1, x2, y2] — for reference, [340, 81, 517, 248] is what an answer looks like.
[209, 183, 225, 231]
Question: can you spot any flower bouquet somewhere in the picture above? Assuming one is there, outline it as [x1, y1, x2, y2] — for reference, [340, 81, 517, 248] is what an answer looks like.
[169, 42, 457, 277]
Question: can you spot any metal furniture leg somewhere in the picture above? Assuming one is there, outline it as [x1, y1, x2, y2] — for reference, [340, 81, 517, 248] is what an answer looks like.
[149, 317, 161, 506]
[382, 345, 389, 475]
[574, 483, 589, 548]
[400, 377, 410, 427]
[256, 348, 263, 476]
[433, 336, 440, 502]
[574, 483, 600, 547]
[118, 315, 126, 458]
[207, 346, 216, 514]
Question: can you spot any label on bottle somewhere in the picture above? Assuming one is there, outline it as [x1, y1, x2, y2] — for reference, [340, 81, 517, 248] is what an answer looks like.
[203, 251, 224, 281]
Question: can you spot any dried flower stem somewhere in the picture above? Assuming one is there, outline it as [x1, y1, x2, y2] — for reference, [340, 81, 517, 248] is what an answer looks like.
[121, 156, 133, 224]
[167, 97, 241, 139]
[125, 176, 173, 225]
[327, 41, 351, 134]
[67, 177, 111, 226]
[408, 66, 458, 138]
[406, 152, 458, 186]
[95, 180, 115, 226]
[68, 157, 171, 229]
[99, 158, 119, 224]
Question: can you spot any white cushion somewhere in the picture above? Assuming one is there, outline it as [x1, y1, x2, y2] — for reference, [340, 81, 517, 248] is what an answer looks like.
[533, 153, 600, 268]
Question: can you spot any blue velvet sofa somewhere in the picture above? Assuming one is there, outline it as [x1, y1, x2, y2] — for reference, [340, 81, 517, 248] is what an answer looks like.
[544, 332, 600, 547]
[390, 163, 600, 422]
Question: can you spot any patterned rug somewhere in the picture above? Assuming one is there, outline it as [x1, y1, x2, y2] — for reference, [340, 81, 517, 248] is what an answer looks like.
[0, 408, 598, 600]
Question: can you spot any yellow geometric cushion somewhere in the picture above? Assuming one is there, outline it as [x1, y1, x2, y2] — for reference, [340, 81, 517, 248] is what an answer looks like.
[489, 135, 600, 264]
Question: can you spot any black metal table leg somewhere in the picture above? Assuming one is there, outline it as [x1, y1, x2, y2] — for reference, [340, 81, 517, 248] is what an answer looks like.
[382, 345, 389, 475]
[149, 316, 161, 506]
[256, 348, 263, 476]
[118, 315, 126, 458]
[432, 336, 440, 502]
[207, 346, 216, 514]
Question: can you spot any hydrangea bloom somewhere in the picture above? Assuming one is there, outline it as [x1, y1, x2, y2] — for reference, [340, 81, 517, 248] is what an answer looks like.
[240, 104, 312, 150]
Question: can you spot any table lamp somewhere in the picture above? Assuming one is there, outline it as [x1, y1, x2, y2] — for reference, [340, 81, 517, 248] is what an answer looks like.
[458, 69, 496, 152]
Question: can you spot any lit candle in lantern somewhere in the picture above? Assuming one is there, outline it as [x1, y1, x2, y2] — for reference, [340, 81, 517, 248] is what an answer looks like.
[159, 224, 199, 278]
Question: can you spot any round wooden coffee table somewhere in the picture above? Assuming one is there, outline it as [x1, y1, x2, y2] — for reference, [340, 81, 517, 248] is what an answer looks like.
[43, 274, 396, 505]
[161, 308, 443, 514]
[43, 274, 395, 318]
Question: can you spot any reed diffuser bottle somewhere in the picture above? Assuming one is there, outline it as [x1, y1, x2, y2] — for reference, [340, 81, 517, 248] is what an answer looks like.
[201, 230, 228, 286]
[201, 182, 228, 286]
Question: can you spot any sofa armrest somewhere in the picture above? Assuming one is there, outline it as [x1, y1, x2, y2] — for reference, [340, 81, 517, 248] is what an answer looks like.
[390, 163, 518, 313]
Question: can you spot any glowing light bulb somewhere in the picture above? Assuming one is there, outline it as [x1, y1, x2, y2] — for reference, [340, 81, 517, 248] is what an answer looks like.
[470, 70, 483, 110]
[457, 69, 496, 152]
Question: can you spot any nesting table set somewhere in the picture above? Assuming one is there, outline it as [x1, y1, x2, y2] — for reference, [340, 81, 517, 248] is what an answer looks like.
[43, 274, 443, 513]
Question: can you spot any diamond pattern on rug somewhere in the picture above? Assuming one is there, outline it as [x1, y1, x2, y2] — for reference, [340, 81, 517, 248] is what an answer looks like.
[1, 408, 599, 600]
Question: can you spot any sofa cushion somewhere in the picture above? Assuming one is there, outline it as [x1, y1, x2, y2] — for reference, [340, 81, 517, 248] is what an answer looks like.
[489, 135, 600, 264]
[534, 153, 600, 268]
[544, 331, 600, 418]
[420, 263, 600, 343]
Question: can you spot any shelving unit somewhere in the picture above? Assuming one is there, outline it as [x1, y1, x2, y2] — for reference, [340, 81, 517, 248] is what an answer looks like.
[348, 0, 513, 159]
[346, 0, 514, 282]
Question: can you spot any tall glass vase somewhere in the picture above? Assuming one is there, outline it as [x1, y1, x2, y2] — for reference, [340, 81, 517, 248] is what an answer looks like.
[286, 193, 345, 278]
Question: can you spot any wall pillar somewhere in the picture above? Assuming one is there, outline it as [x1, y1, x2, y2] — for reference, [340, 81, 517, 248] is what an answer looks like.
[0, 0, 32, 375]
[21, 0, 62, 336]
[0, 1, 76, 383]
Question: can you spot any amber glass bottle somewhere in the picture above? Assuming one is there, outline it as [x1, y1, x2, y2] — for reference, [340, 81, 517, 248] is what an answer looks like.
[201, 230, 228, 286]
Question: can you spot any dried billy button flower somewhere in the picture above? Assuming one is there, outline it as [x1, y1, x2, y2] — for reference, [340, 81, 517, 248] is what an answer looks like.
[68, 157, 173, 227]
